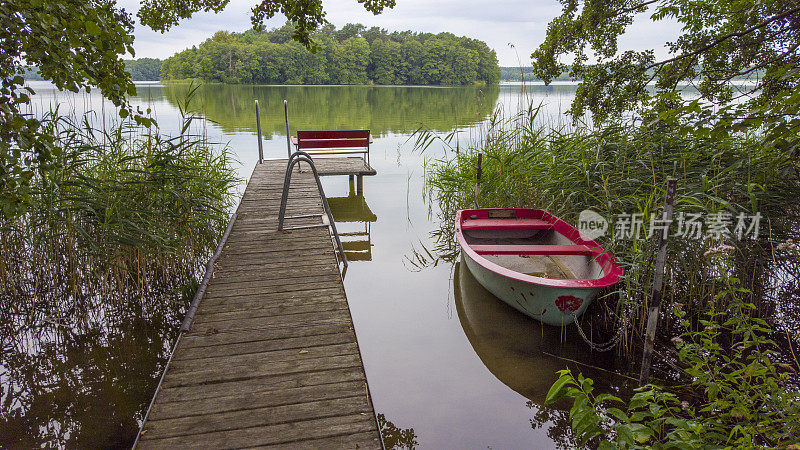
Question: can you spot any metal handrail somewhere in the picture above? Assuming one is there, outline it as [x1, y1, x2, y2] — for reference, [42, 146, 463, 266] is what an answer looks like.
[278, 151, 348, 269]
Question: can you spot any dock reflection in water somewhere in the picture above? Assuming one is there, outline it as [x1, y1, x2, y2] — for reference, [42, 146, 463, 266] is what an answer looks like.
[454, 257, 634, 445]
[327, 187, 377, 262]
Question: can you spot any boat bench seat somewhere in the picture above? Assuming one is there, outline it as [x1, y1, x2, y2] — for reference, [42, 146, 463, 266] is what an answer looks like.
[472, 244, 594, 256]
[461, 218, 553, 231]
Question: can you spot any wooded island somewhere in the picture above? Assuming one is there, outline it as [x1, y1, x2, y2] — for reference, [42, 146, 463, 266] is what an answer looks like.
[160, 23, 500, 86]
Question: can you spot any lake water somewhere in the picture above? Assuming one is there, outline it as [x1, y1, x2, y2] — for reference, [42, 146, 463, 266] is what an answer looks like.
[8, 82, 635, 448]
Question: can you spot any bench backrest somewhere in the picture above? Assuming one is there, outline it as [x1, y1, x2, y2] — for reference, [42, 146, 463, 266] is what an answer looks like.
[297, 130, 370, 152]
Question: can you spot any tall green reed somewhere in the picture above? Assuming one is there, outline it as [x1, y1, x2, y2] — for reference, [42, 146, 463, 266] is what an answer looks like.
[0, 98, 238, 447]
[0, 104, 238, 331]
[422, 103, 800, 357]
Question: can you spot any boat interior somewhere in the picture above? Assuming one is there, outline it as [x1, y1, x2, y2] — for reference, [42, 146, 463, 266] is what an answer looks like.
[460, 210, 608, 280]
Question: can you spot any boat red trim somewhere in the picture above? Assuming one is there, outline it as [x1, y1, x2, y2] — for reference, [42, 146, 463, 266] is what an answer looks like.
[455, 208, 624, 289]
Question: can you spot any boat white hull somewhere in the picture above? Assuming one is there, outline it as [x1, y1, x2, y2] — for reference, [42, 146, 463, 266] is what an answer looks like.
[462, 252, 598, 326]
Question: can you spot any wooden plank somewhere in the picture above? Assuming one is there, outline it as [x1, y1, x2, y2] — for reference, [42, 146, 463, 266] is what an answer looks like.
[166, 342, 359, 374]
[143, 396, 371, 440]
[300, 138, 369, 149]
[178, 322, 351, 349]
[160, 353, 364, 388]
[138, 414, 379, 449]
[197, 288, 345, 311]
[187, 309, 353, 335]
[262, 431, 382, 449]
[148, 380, 366, 420]
[207, 266, 340, 286]
[191, 298, 346, 325]
[138, 159, 379, 449]
[202, 280, 343, 298]
[212, 261, 337, 277]
[297, 130, 371, 140]
[154, 367, 366, 403]
[171, 330, 354, 361]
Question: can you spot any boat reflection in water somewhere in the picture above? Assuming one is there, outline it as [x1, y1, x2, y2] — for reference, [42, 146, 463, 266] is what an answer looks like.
[454, 258, 634, 444]
[327, 190, 377, 262]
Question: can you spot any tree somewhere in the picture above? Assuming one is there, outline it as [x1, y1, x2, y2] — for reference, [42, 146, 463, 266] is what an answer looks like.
[124, 58, 163, 81]
[335, 23, 366, 42]
[362, 26, 388, 44]
[531, 1, 800, 154]
[249, 0, 396, 47]
[158, 23, 501, 87]
[1, 0, 396, 216]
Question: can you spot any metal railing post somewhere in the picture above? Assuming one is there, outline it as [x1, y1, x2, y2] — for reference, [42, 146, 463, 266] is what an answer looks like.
[255, 100, 263, 163]
[277, 151, 348, 269]
[284, 100, 292, 159]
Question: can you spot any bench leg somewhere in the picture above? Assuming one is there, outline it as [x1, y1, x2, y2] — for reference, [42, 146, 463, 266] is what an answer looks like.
[356, 175, 363, 196]
[349, 175, 355, 195]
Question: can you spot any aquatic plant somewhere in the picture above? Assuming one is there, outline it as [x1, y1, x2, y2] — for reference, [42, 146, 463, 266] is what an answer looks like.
[421, 102, 800, 358]
[0, 107, 238, 447]
[545, 278, 800, 448]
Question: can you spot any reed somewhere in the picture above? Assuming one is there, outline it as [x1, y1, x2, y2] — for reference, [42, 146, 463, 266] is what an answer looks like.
[0, 106, 238, 337]
[0, 101, 239, 446]
[422, 104, 800, 356]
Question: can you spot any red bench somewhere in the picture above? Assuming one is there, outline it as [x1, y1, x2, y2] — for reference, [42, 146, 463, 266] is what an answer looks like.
[291, 130, 373, 165]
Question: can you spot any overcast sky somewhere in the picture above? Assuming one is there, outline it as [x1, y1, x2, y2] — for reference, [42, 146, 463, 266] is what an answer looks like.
[119, 0, 681, 66]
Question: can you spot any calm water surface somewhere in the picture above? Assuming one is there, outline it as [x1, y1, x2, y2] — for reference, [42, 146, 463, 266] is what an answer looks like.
[9, 82, 634, 448]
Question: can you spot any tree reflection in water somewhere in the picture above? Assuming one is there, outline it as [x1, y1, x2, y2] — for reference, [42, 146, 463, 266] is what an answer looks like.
[378, 413, 419, 449]
[0, 289, 187, 448]
[160, 84, 500, 137]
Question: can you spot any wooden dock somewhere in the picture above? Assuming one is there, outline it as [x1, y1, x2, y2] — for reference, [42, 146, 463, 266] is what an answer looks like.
[137, 159, 381, 449]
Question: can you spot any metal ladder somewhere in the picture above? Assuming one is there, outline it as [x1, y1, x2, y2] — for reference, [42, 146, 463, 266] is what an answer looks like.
[277, 151, 348, 269]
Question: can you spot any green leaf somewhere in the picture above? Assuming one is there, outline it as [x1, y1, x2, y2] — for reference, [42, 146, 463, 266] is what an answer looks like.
[85, 20, 101, 36]
[628, 423, 653, 444]
[545, 372, 575, 405]
[606, 407, 630, 423]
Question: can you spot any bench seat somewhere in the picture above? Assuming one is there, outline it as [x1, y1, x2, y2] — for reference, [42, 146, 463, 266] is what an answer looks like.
[471, 244, 593, 256]
[461, 218, 553, 231]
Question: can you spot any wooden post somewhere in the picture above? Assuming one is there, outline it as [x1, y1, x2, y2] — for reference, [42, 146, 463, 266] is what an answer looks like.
[255, 100, 263, 163]
[349, 175, 355, 195]
[356, 175, 363, 195]
[474, 152, 483, 208]
[639, 177, 678, 385]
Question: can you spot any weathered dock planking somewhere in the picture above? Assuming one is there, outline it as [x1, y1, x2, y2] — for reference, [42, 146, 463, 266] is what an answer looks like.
[136, 159, 382, 449]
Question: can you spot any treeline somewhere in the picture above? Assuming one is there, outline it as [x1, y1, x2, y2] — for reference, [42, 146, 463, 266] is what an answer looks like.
[23, 60, 163, 81]
[124, 58, 162, 81]
[161, 23, 500, 86]
[499, 66, 575, 82]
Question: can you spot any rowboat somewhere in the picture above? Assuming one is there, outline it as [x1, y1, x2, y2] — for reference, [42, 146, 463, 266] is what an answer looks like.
[455, 208, 623, 326]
